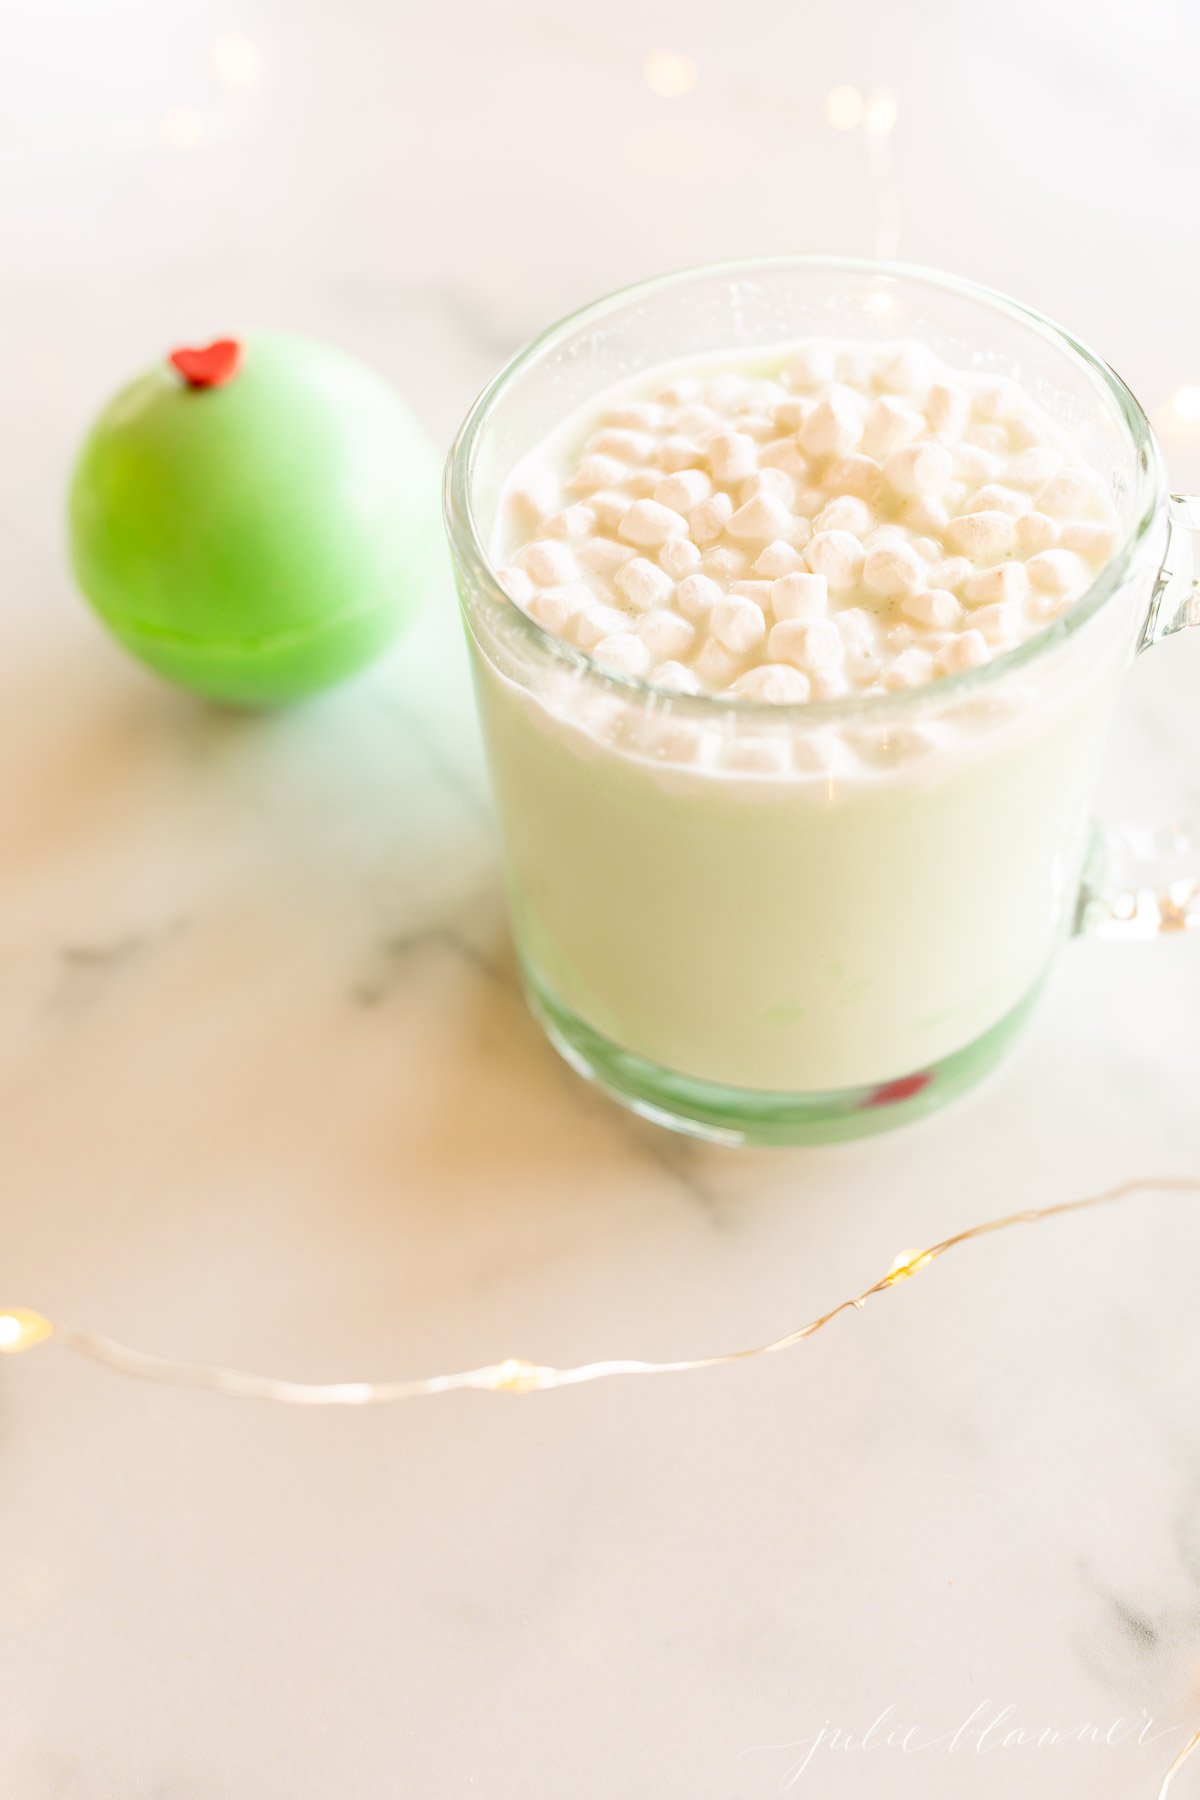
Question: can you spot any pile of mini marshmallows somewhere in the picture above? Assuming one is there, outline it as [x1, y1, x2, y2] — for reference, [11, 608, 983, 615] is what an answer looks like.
[495, 340, 1120, 703]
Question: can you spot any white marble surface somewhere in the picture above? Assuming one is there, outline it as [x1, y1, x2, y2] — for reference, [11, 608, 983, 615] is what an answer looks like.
[3, 3, 1200, 1795]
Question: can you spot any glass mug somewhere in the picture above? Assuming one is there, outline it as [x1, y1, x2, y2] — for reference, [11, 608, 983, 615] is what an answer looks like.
[444, 259, 1199, 1144]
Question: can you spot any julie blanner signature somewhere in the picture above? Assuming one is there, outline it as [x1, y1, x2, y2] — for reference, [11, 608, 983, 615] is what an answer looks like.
[742, 1703, 1186, 1788]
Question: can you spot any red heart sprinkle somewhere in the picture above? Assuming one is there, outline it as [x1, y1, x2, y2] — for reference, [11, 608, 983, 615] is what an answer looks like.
[168, 338, 243, 389]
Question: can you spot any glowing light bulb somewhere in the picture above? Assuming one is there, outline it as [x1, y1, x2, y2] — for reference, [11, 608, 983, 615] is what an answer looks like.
[1171, 385, 1200, 422]
[212, 33, 261, 92]
[864, 90, 899, 134]
[0, 1311, 54, 1354]
[488, 1357, 555, 1393]
[883, 1248, 934, 1285]
[643, 51, 698, 98]
[824, 85, 864, 130]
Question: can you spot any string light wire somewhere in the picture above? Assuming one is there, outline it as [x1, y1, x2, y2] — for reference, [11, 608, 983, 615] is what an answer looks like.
[1158, 1723, 1200, 1799]
[5, 1180, 1200, 1795]
[4, 1175, 1198, 1405]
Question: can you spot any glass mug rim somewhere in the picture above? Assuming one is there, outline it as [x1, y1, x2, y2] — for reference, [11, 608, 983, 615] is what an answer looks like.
[444, 254, 1166, 725]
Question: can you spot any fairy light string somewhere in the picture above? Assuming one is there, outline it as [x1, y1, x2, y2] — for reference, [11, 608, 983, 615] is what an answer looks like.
[4, 1174, 1198, 1405]
[5, 1176, 1200, 1798]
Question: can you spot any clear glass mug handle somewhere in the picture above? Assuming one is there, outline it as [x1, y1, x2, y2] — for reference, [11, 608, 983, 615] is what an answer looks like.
[1076, 494, 1200, 938]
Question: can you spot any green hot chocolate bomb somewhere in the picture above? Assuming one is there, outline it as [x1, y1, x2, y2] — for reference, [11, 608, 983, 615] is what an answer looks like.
[69, 333, 440, 704]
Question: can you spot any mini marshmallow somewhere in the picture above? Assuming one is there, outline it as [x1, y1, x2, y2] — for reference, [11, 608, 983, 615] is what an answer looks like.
[587, 427, 655, 463]
[936, 630, 989, 675]
[692, 636, 746, 688]
[674, 573, 723, 620]
[543, 504, 597, 540]
[1015, 512, 1059, 555]
[705, 375, 749, 411]
[706, 431, 759, 482]
[809, 669, 850, 701]
[735, 664, 812, 703]
[924, 382, 970, 439]
[619, 499, 688, 546]
[520, 539, 578, 584]
[759, 437, 810, 479]
[606, 401, 665, 431]
[805, 530, 865, 589]
[862, 397, 923, 460]
[659, 536, 702, 580]
[1059, 521, 1118, 564]
[963, 483, 1030, 517]
[740, 467, 797, 506]
[576, 536, 636, 575]
[966, 422, 1009, 453]
[970, 603, 1022, 645]
[943, 510, 1016, 563]
[753, 540, 805, 578]
[837, 346, 879, 388]
[636, 609, 696, 660]
[726, 491, 795, 543]
[737, 414, 778, 442]
[508, 468, 560, 526]
[654, 469, 713, 513]
[675, 403, 720, 436]
[1035, 470, 1107, 520]
[736, 379, 788, 415]
[591, 632, 652, 676]
[773, 398, 813, 433]
[768, 617, 845, 672]
[884, 441, 953, 499]
[731, 580, 774, 605]
[971, 601, 1021, 644]
[815, 494, 873, 536]
[526, 584, 590, 634]
[574, 603, 637, 648]
[653, 660, 701, 694]
[496, 566, 534, 605]
[614, 556, 675, 611]
[971, 379, 1015, 422]
[568, 454, 629, 493]
[771, 571, 829, 620]
[822, 453, 885, 506]
[800, 391, 864, 459]
[702, 545, 748, 580]
[1024, 549, 1091, 594]
[711, 594, 768, 653]
[689, 491, 734, 544]
[863, 540, 925, 597]
[881, 647, 935, 689]
[927, 555, 971, 592]
[784, 343, 838, 390]
[837, 608, 879, 657]
[876, 342, 934, 399]
[950, 442, 1003, 485]
[963, 561, 1029, 608]
[898, 497, 951, 537]
[660, 377, 701, 404]
[588, 492, 633, 533]
[657, 436, 704, 472]
[1007, 447, 1062, 489]
[901, 588, 962, 629]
